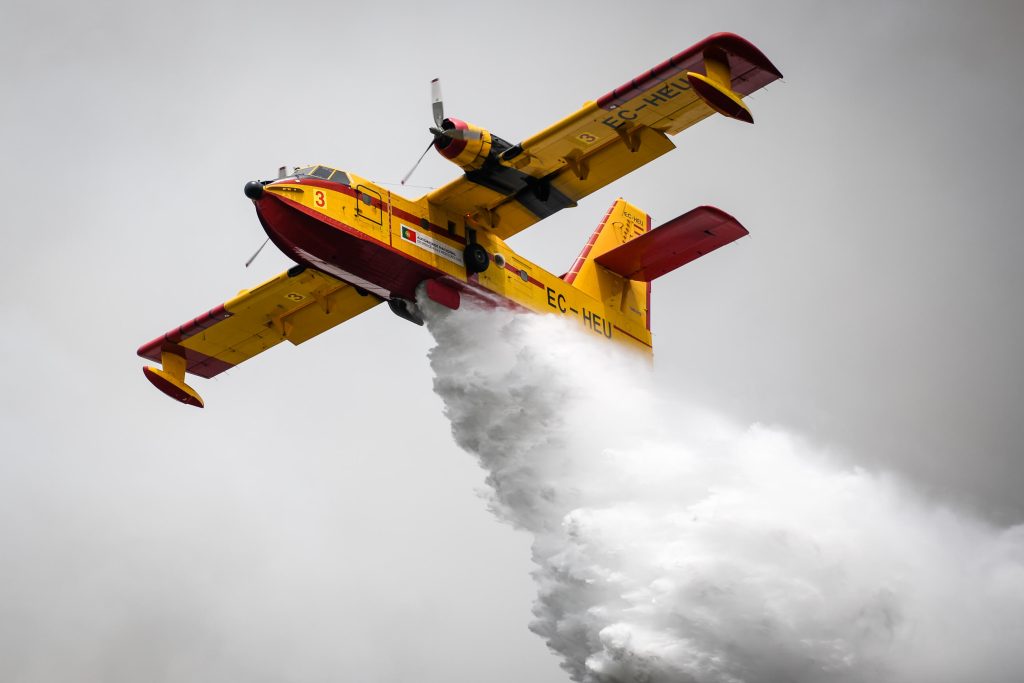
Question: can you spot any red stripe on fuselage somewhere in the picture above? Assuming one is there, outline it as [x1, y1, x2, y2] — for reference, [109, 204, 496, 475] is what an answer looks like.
[289, 179, 467, 245]
[613, 325, 653, 348]
[500, 260, 544, 288]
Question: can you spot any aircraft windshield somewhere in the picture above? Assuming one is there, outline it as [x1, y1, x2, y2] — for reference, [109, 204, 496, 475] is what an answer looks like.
[293, 165, 350, 186]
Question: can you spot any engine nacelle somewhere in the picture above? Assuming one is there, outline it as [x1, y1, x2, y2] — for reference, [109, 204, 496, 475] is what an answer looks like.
[433, 118, 493, 172]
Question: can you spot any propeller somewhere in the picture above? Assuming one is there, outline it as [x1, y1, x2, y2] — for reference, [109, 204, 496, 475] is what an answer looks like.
[401, 78, 480, 185]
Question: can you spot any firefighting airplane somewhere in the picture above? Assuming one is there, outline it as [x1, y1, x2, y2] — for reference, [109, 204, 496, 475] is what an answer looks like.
[138, 33, 781, 407]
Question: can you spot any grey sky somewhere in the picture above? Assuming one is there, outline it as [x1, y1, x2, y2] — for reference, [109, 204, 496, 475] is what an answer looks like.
[1, 1, 1022, 680]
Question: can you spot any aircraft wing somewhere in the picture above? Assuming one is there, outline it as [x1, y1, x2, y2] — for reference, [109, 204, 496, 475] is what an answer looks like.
[426, 32, 781, 240]
[137, 266, 380, 406]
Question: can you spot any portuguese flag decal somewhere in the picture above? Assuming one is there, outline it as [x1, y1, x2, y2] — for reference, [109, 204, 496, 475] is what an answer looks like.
[399, 223, 463, 265]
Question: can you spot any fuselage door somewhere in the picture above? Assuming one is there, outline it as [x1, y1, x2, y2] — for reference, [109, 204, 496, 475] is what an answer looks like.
[355, 185, 383, 227]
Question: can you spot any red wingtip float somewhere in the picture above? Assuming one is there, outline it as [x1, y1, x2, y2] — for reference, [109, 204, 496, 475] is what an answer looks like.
[138, 33, 782, 406]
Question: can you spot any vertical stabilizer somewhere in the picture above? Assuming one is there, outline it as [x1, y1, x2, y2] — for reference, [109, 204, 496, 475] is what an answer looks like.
[564, 198, 652, 333]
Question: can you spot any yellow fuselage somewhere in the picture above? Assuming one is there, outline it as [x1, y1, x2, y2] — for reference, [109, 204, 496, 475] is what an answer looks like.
[257, 170, 653, 352]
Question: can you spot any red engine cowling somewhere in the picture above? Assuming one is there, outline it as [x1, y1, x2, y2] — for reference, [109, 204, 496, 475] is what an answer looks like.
[433, 118, 492, 171]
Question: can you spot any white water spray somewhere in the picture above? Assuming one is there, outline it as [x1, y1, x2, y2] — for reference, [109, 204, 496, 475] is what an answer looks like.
[422, 300, 1024, 683]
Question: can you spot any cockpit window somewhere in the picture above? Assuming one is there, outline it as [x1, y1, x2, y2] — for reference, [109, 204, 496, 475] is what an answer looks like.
[291, 165, 348, 185]
[311, 166, 334, 180]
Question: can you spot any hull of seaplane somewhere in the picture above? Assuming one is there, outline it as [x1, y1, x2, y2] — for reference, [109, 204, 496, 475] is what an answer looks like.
[254, 189, 441, 302]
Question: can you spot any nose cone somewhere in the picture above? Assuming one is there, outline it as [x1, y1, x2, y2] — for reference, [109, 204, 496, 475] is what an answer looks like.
[243, 180, 264, 200]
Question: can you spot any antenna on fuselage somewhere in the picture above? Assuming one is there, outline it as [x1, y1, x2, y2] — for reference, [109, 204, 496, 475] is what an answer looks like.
[244, 237, 270, 268]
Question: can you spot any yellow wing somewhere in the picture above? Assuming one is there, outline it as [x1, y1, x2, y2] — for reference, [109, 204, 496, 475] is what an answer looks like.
[138, 266, 380, 406]
[425, 32, 782, 240]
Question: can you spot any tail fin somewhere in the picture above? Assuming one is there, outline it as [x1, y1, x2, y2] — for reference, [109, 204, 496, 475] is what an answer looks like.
[563, 198, 652, 332]
[565, 200, 750, 338]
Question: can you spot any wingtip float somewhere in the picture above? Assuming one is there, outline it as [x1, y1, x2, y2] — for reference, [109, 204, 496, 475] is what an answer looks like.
[142, 352, 204, 409]
[138, 33, 781, 407]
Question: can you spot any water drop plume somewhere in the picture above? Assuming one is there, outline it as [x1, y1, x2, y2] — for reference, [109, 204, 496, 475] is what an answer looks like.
[421, 298, 1024, 683]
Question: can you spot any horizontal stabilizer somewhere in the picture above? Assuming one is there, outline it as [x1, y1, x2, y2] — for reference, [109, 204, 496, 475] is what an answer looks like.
[594, 206, 748, 281]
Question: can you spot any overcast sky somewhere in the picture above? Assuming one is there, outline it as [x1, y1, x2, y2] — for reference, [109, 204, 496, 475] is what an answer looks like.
[2, 1, 1022, 681]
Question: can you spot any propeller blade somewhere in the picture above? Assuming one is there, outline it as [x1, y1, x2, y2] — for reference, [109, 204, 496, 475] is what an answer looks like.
[431, 78, 444, 129]
[401, 138, 437, 185]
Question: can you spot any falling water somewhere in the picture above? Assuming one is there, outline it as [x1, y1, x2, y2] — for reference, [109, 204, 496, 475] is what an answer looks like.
[423, 299, 1024, 683]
